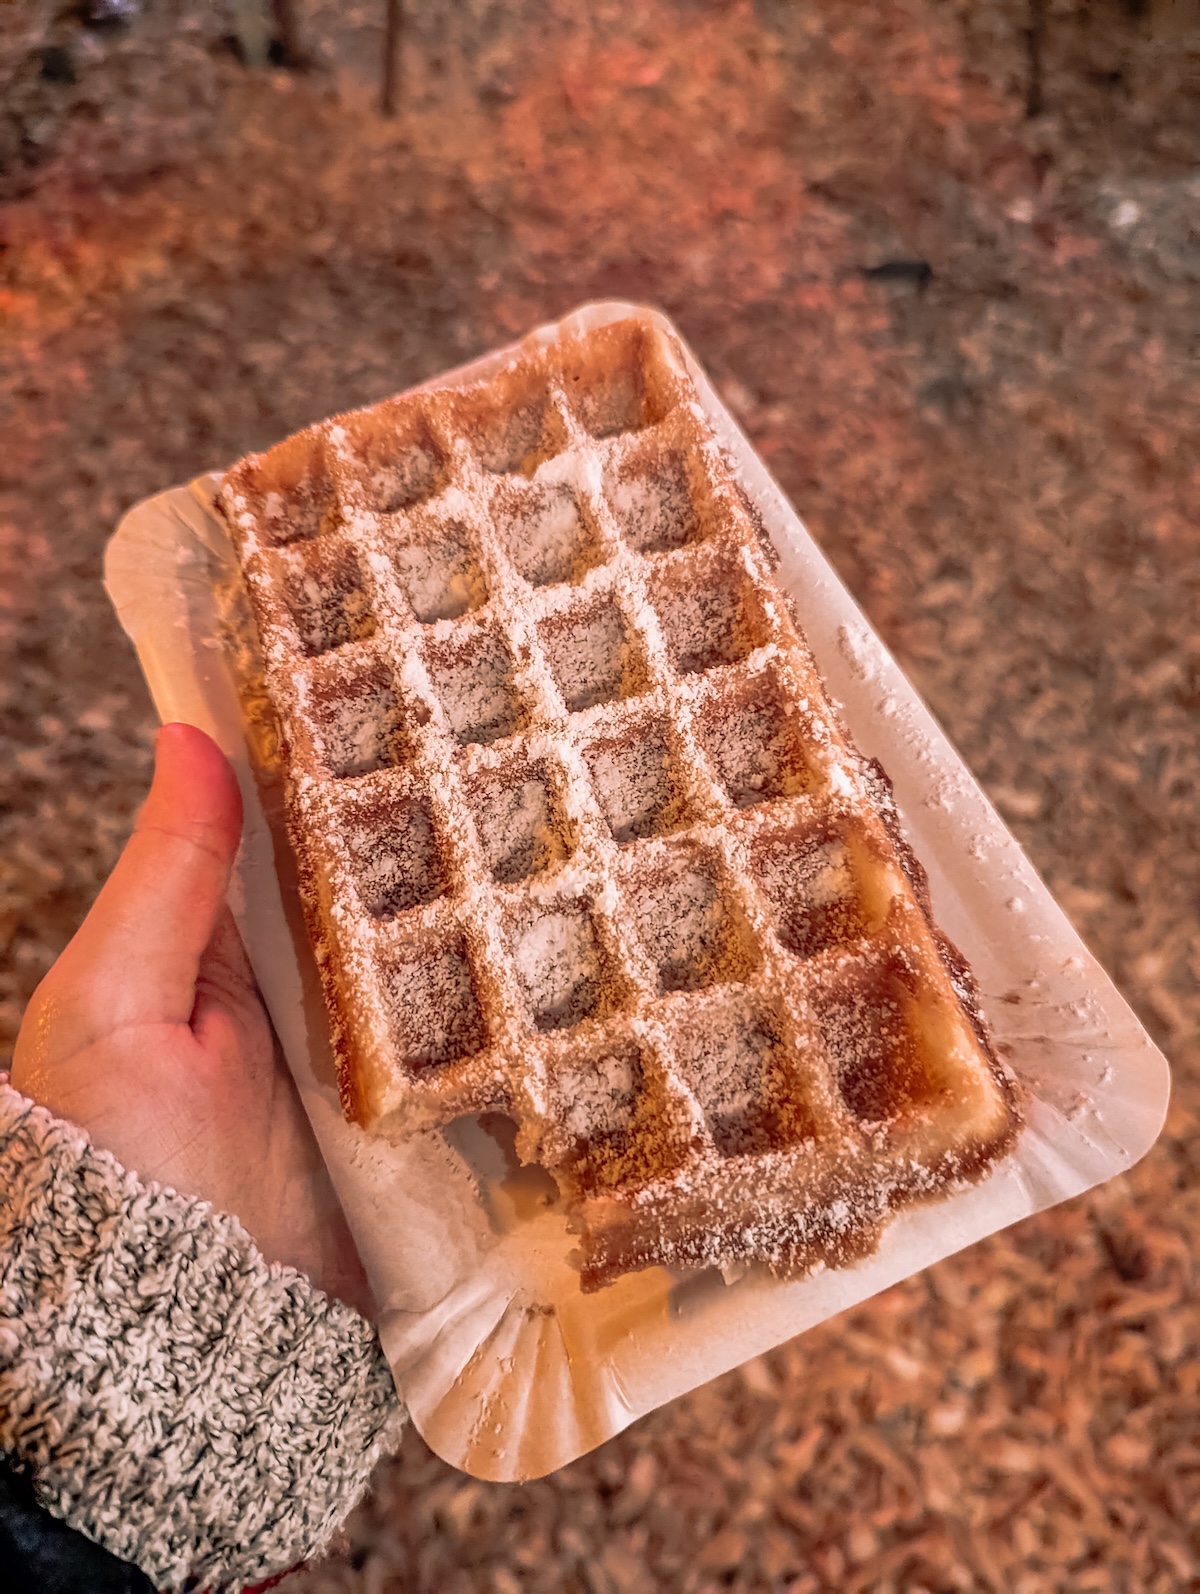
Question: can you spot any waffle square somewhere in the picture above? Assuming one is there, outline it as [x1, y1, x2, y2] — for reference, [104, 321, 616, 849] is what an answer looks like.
[219, 311, 1020, 1290]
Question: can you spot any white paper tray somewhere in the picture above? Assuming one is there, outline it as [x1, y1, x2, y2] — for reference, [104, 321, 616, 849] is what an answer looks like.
[105, 302, 1169, 1481]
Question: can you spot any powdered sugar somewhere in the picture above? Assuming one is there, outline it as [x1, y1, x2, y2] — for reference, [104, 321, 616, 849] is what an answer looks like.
[583, 727, 681, 844]
[561, 1048, 640, 1138]
[217, 308, 1019, 1292]
[607, 450, 697, 553]
[468, 768, 567, 884]
[494, 481, 597, 588]
[425, 628, 523, 745]
[511, 905, 604, 1032]
[539, 599, 644, 713]
[392, 521, 487, 623]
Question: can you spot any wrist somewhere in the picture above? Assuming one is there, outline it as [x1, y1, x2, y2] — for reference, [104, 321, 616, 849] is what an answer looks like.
[0, 1080, 404, 1592]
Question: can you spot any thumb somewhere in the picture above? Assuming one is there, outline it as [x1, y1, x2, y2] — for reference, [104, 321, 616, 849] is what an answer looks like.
[54, 723, 244, 1031]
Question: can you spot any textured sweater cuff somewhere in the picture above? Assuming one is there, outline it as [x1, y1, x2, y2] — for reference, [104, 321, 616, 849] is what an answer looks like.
[0, 1082, 406, 1592]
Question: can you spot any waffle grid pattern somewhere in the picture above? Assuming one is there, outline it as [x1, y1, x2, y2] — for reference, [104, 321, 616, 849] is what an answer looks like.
[220, 315, 1019, 1289]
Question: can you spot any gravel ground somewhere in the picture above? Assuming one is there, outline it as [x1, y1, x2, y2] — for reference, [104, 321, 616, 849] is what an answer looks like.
[1, 1, 1197, 1589]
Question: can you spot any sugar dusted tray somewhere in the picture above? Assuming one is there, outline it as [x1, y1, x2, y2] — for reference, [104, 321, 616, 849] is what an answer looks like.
[105, 302, 1169, 1481]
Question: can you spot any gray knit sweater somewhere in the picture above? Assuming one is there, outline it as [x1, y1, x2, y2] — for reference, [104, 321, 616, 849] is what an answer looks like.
[0, 1081, 406, 1591]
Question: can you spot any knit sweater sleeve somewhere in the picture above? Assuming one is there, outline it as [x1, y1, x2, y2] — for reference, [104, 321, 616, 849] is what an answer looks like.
[0, 1081, 406, 1592]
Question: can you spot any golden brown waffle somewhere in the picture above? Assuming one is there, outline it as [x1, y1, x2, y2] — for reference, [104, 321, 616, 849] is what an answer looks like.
[218, 311, 1020, 1290]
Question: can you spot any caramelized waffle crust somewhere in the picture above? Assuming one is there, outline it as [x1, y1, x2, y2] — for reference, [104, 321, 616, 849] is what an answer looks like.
[218, 310, 1021, 1291]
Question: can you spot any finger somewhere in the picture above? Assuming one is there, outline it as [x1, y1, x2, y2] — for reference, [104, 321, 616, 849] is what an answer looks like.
[190, 904, 274, 1076]
[193, 904, 263, 1020]
[56, 723, 244, 1029]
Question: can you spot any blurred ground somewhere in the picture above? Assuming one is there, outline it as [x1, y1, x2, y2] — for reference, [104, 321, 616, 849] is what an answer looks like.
[1, 1, 1198, 1590]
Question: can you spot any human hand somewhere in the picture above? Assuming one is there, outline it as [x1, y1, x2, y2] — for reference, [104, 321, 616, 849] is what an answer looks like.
[12, 723, 372, 1318]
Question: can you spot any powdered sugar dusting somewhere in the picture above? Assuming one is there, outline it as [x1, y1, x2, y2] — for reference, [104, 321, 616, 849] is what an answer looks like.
[495, 482, 596, 588]
[624, 850, 756, 995]
[218, 308, 1019, 1292]
[302, 662, 405, 778]
[540, 599, 644, 713]
[511, 904, 604, 1033]
[469, 767, 568, 885]
[338, 788, 444, 918]
[584, 728, 680, 844]
[607, 449, 696, 553]
[392, 521, 487, 623]
[426, 628, 522, 745]
[379, 937, 486, 1073]
[562, 1048, 639, 1138]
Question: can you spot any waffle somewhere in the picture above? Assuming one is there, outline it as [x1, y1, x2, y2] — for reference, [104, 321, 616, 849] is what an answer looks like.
[218, 311, 1020, 1291]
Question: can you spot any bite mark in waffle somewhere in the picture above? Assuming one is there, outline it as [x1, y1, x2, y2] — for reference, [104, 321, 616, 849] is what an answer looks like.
[218, 312, 1021, 1291]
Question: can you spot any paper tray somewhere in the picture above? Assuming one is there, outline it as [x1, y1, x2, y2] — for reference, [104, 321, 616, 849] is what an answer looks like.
[104, 302, 1169, 1482]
